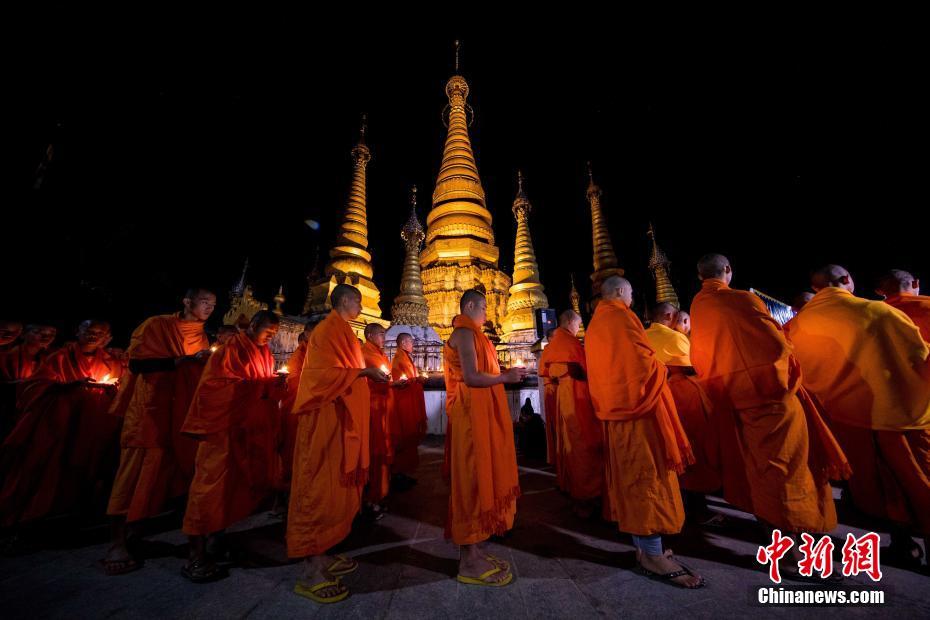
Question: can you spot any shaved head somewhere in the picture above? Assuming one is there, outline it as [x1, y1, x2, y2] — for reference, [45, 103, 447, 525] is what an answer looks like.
[674, 310, 691, 336]
[459, 288, 488, 326]
[459, 289, 486, 313]
[811, 264, 854, 293]
[876, 269, 919, 298]
[697, 254, 732, 283]
[397, 331, 414, 353]
[331, 283, 363, 320]
[650, 302, 679, 327]
[601, 276, 633, 308]
[364, 322, 386, 348]
[558, 310, 583, 336]
[0, 320, 24, 347]
[76, 320, 111, 352]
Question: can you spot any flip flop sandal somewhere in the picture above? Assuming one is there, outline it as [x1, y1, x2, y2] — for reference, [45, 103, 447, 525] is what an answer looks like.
[100, 557, 143, 576]
[637, 562, 706, 589]
[457, 566, 514, 587]
[484, 554, 511, 571]
[294, 578, 349, 604]
[181, 559, 228, 583]
[326, 554, 359, 576]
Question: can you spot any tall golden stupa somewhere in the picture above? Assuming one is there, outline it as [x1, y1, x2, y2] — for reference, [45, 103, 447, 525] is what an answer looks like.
[501, 171, 549, 358]
[569, 273, 586, 339]
[305, 116, 387, 335]
[586, 163, 624, 301]
[420, 43, 511, 340]
[647, 222, 679, 307]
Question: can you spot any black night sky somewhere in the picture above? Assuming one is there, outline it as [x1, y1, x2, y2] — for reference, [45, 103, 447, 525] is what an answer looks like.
[6, 17, 927, 346]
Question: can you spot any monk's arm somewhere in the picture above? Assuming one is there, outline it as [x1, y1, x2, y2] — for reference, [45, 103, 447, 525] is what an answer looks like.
[452, 328, 521, 387]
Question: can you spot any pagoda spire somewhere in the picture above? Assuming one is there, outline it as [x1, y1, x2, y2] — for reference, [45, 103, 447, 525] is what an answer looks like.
[503, 171, 549, 338]
[569, 273, 586, 339]
[647, 222, 679, 307]
[392, 185, 429, 326]
[586, 162, 624, 299]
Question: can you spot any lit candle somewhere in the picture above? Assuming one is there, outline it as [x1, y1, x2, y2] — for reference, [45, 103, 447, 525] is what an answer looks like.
[380, 364, 389, 374]
[399, 373, 408, 381]
[210, 345, 218, 353]
[277, 365, 289, 375]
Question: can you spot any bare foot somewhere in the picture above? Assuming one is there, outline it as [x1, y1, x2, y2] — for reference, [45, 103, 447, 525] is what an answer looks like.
[637, 549, 704, 588]
[101, 543, 139, 575]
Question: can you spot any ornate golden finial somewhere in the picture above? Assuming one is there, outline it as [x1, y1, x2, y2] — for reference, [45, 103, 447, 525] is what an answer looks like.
[273, 284, 286, 316]
[393, 184, 429, 326]
[647, 222, 679, 307]
[359, 113, 367, 144]
[454, 40, 461, 73]
[231, 257, 249, 298]
[512, 170, 530, 221]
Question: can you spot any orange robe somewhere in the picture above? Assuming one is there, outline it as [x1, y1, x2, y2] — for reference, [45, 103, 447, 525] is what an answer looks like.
[391, 348, 426, 475]
[286, 311, 369, 558]
[644, 322, 721, 493]
[690, 279, 848, 532]
[884, 294, 930, 344]
[106, 314, 210, 522]
[362, 340, 394, 502]
[0, 345, 46, 382]
[538, 327, 603, 500]
[443, 314, 519, 545]
[786, 287, 930, 534]
[279, 339, 308, 489]
[0, 343, 123, 525]
[181, 332, 282, 535]
[586, 299, 692, 536]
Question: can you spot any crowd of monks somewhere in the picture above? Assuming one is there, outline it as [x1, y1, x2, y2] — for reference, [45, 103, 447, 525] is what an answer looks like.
[0, 259, 928, 603]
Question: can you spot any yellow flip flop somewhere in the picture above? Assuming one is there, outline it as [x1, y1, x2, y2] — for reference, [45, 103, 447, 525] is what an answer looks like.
[456, 566, 514, 587]
[484, 554, 510, 571]
[326, 554, 358, 576]
[294, 578, 350, 604]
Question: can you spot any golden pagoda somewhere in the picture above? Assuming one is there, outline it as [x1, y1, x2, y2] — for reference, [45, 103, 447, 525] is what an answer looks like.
[391, 186, 429, 326]
[569, 273, 586, 339]
[224, 257, 268, 327]
[647, 222, 679, 308]
[305, 116, 387, 335]
[273, 284, 286, 316]
[501, 171, 549, 340]
[420, 42, 510, 340]
[586, 162, 624, 300]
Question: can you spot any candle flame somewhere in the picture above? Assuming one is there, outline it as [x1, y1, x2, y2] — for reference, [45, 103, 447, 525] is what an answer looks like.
[399, 373, 408, 381]
[101, 373, 110, 383]
[210, 345, 218, 353]
[379, 364, 389, 374]
[278, 365, 289, 375]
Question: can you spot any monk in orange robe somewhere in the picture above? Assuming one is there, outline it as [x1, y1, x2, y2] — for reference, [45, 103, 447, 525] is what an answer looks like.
[361, 323, 396, 516]
[0, 320, 23, 351]
[645, 303, 721, 519]
[586, 277, 702, 588]
[102, 288, 216, 576]
[541, 328, 560, 472]
[0, 324, 57, 381]
[279, 321, 317, 492]
[391, 331, 427, 490]
[288, 284, 389, 604]
[690, 255, 849, 577]
[0, 320, 123, 530]
[443, 289, 523, 587]
[788, 265, 930, 566]
[181, 310, 285, 582]
[538, 310, 603, 518]
[0, 324, 57, 442]
[876, 269, 930, 344]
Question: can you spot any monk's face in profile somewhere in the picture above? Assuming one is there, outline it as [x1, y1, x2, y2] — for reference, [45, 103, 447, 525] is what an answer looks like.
[0, 322, 22, 346]
[617, 283, 634, 308]
[366, 326, 386, 349]
[341, 293, 363, 320]
[399, 335, 414, 353]
[184, 292, 217, 322]
[248, 321, 279, 347]
[464, 297, 488, 326]
[25, 326, 57, 349]
[563, 315, 582, 337]
[674, 312, 691, 336]
[77, 322, 111, 353]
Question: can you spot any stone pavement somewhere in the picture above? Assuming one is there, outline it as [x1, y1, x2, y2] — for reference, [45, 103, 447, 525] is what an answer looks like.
[0, 437, 926, 619]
